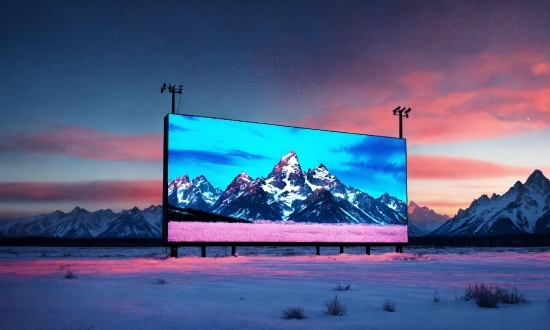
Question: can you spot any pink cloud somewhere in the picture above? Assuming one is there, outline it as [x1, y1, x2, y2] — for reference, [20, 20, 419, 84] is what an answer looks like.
[0, 180, 162, 203]
[532, 62, 550, 75]
[291, 49, 550, 144]
[408, 155, 533, 180]
[398, 70, 444, 96]
[294, 84, 550, 145]
[1, 126, 162, 161]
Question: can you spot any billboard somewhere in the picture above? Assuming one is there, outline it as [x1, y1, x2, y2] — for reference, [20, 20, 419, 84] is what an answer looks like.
[163, 114, 407, 244]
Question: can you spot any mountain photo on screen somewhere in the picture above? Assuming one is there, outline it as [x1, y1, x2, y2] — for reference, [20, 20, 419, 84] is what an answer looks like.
[165, 114, 408, 243]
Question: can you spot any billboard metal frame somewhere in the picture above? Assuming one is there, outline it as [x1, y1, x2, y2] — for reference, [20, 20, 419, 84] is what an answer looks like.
[162, 113, 408, 256]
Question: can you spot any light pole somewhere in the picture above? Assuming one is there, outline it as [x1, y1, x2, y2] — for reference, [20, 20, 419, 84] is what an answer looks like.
[160, 83, 183, 114]
[392, 106, 411, 138]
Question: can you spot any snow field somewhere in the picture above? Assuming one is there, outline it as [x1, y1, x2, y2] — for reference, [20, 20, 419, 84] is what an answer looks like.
[0, 247, 549, 330]
[168, 221, 408, 243]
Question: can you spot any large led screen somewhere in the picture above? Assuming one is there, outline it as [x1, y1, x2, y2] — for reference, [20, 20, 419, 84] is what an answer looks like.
[163, 114, 408, 244]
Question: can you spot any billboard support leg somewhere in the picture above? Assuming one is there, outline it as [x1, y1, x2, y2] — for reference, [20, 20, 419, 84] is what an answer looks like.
[340, 246, 344, 254]
[231, 245, 236, 256]
[170, 245, 178, 258]
[366, 245, 370, 255]
[316, 246, 320, 256]
[201, 246, 206, 258]
[395, 245, 403, 253]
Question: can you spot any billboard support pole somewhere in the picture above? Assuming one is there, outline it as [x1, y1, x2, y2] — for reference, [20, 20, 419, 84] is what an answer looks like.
[366, 245, 370, 255]
[340, 246, 344, 254]
[201, 246, 206, 258]
[231, 245, 236, 256]
[392, 106, 412, 139]
[399, 114, 403, 138]
[316, 246, 320, 256]
[160, 83, 183, 114]
[171, 89, 176, 114]
[170, 245, 178, 258]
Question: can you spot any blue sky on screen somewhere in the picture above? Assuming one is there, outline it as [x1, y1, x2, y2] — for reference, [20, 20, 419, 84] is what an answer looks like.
[168, 114, 406, 201]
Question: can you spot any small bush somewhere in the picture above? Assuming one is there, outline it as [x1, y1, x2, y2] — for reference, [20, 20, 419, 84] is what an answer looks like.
[464, 283, 527, 308]
[65, 269, 77, 279]
[335, 282, 351, 291]
[382, 299, 396, 312]
[465, 284, 501, 308]
[155, 278, 166, 284]
[464, 283, 479, 300]
[500, 286, 526, 304]
[476, 285, 501, 308]
[282, 306, 306, 320]
[322, 295, 347, 316]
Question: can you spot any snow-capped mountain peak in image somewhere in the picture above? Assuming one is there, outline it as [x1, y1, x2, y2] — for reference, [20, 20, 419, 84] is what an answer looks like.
[431, 170, 550, 236]
[168, 151, 407, 225]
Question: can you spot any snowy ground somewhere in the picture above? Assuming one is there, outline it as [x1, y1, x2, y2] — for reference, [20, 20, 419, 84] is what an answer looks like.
[0, 246, 549, 330]
[168, 221, 408, 243]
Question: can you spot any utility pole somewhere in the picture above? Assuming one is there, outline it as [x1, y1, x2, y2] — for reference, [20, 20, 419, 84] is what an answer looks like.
[392, 106, 411, 138]
[160, 83, 183, 114]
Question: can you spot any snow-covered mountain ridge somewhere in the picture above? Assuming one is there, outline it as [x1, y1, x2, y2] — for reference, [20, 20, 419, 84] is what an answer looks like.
[168, 151, 408, 225]
[431, 170, 550, 236]
[0, 205, 162, 238]
[408, 201, 451, 236]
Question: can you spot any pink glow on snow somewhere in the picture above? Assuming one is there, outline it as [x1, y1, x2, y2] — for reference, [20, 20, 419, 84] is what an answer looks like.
[1, 248, 548, 330]
[167, 221, 408, 243]
[0, 249, 548, 290]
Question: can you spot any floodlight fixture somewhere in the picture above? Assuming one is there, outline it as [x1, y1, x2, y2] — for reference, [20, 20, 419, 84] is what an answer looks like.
[160, 83, 183, 114]
[392, 106, 412, 138]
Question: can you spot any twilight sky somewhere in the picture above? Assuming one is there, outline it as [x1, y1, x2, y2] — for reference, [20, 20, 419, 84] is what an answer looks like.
[167, 114, 406, 201]
[1, 0, 549, 218]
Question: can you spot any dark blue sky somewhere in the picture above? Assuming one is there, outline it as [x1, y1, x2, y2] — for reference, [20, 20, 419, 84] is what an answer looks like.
[1, 0, 549, 217]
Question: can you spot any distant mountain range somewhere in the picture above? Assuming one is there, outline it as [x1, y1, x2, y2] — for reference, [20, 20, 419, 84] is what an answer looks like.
[0, 205, 162, 239]
[168, 151, 408, 225]
[408, 170, 550, 236]
[407, 202, 450, 236]
[431, 170, 550, 236]
[1, 170, 548, 239]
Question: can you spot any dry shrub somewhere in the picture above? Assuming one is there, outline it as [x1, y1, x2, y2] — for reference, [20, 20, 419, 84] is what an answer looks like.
[335, 282, 351, 291]
[282, 306, 306, 319]
[322, 295, 347, 316]
[464, 283, 527, 308]
[64, 269, 77, 279]
[382, 299, 396, 312]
